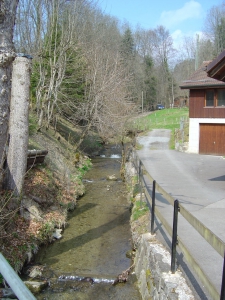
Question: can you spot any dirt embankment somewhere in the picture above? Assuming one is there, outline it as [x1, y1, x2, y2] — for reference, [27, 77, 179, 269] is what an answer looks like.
[0, 124, 98, 273]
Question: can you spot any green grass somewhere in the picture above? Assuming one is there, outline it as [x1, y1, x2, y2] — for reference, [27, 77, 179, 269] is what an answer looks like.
[77, 158, 92, 179]
[131, 108, 189, 149]
[133, 108, 189, 132]
[132, 200, 149, 221]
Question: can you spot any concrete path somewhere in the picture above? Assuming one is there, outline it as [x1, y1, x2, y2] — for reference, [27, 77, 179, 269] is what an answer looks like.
[136, 129, 225, 300]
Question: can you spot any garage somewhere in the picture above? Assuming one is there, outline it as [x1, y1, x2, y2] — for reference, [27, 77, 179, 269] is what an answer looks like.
[199, 123, 225, 155]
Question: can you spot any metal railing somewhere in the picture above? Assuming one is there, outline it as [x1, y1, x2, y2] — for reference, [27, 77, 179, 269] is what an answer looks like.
[0, 253, 36, 299]
[134, 153, 225, 300]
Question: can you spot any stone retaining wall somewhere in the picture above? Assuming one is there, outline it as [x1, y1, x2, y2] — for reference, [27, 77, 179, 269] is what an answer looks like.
[134, 233, 194, 300]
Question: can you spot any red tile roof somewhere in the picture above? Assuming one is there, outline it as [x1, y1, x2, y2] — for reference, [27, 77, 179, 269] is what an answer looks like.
[180, 61, 225, 89]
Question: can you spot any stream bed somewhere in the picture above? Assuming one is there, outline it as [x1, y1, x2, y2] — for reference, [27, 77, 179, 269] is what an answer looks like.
[33, 155, 141, 299]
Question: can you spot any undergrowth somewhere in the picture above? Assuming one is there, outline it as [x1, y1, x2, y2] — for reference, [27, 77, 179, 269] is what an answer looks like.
[131, 200, 149, 221]
[0, 151, 91, 272]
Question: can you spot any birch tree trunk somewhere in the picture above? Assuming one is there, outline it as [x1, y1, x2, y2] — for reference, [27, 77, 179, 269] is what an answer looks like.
[4, 56, 32, 195]
[0, 0, 19, 184]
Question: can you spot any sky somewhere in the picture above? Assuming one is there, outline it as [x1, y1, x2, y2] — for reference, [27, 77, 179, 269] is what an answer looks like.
[98, 0, 223, 48]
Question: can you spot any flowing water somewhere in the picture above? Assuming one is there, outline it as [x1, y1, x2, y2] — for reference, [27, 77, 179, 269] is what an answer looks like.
[33, 153, 141, 299]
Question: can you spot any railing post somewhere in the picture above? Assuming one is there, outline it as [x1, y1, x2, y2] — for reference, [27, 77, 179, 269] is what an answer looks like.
[135, 152, 137, 167]
[140, 166, 143, 206]
[138, 159, 141, 185]
[151, 180, 156, 235]
[220, 253, 225, 300]
[171, 199, 179, 274]
[0, 253, 36, 299]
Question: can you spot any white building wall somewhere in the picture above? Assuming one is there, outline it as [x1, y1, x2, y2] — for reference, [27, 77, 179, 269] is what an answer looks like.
[188, 118, 225, 153]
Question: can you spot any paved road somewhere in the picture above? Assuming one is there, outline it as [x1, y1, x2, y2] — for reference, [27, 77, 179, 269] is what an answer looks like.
[136, 129, 225, 300]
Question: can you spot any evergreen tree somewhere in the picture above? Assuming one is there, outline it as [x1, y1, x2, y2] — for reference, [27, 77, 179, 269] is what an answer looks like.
[215, 17, 225, 55]
[31, 6, 87, 127]
[120, 28, 138, 102]
[120, 28, 135, 62]
[59, 48, 87, 120]
[143, 56, 156, 110]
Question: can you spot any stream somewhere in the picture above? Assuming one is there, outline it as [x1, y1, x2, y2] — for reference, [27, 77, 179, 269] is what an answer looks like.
[33, 152, 141, 299]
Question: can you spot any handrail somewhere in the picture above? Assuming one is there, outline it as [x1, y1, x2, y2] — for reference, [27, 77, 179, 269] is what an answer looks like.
[140, 160, 225, 258]
[143, 186, 172, 236]
[134, 153, 225, 300]
[0, 253, 36, 299]
[179, 204, 225, 257]
[177, 237, 220, 300]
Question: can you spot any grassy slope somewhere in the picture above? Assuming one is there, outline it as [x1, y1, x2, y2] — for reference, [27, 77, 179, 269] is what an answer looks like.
[0, 115, 98, 275]
[134, 108, 189, 131]
[133, 108, 189, 149]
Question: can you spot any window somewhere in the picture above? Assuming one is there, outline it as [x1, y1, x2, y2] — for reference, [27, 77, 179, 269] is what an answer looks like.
[217, 90, 225, 106]
[205, 89, 225, 107]
[205, 90, 214, 106]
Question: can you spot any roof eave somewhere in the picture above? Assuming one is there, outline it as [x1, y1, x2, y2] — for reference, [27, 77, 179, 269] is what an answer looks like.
[207, 50, 225, 73]
[180, 84, 225, 89]
[207, 50, 225, 82]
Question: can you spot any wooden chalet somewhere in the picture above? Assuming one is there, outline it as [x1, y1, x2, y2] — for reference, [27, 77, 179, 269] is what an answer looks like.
[173, 96, 189, 108]
[180, 51, 225, 155]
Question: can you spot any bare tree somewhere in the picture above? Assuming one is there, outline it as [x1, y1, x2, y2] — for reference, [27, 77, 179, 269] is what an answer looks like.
[72, 45, 135, 149]
[33, 0, 91, 130]
[0, 0, 19, 185]
[14, 0, 48, 55]
[204, 2, 225, 56]
[14, 0, 138, 151]
[134, 27, 154, 59]
[151, 26, 175, 106]
[68, 11, 137, 149]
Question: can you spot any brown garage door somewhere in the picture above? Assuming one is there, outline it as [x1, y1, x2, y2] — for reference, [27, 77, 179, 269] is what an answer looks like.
[199, 123, 225, 155]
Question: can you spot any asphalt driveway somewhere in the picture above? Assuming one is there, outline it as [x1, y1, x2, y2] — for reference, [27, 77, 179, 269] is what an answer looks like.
[136, 129, 225, 299]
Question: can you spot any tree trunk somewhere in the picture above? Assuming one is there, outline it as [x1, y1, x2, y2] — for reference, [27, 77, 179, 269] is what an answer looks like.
[0, 0, 19, 184]
[4, 56, 32, 195]
[73, 121, 93, 152]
